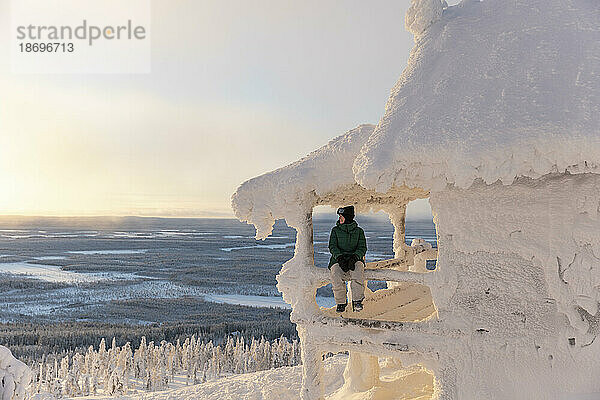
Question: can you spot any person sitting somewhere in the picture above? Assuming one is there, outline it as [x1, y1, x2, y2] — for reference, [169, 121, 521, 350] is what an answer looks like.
[327, 205, 367, 312]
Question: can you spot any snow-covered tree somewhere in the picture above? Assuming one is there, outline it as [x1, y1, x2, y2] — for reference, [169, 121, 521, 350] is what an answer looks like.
[26, 334, 301, 397]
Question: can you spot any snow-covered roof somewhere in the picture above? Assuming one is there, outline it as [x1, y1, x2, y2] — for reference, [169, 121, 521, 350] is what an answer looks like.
[233, 0, 600, 236]
[353, 0, 600, 192]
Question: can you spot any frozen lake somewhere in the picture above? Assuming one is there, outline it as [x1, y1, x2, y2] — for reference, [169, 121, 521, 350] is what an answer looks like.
[0, 261, 140, 283]
[67, 249, 148, 255]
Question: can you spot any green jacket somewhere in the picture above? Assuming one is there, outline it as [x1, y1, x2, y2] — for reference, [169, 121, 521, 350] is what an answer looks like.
[328, 221, 367, 269]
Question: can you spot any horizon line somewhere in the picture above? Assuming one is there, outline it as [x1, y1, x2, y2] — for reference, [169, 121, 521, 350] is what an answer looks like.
[0, 213, 433, 221]
[0, 213, 235, 219]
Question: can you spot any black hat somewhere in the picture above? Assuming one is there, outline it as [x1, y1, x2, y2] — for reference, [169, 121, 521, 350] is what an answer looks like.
[336, 205, 355, 219]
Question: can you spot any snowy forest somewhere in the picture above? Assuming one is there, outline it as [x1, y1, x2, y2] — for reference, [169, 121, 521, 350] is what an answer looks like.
[27, 334, 301, 397]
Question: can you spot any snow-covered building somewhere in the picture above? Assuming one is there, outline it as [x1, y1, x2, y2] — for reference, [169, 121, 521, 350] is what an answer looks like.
[232, 0, 600, 399]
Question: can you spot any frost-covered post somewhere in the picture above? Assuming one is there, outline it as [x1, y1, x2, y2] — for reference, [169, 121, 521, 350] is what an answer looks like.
[284, 205, 325, 400]
[382, 203, 411, 296]
[277, 203, 320, 315]
[385, 204, 408, 260]
[294, 210, 315, 267]
[272, 201, 326, 400]
[297, 325, 324, 400]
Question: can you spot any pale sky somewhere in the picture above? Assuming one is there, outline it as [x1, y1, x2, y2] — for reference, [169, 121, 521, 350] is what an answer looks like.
[0, 0, 434, 218]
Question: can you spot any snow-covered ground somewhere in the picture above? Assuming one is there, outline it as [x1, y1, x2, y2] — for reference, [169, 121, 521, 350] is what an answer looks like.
[26, 355, 343, 400]
[59, 354, 444, 400]
[64, 354, 411, 400]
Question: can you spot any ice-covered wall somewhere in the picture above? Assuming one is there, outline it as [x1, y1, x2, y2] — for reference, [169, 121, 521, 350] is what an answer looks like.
[354, 0, 600, 193]
[0, 346, 31, 400]
[428, 173, 600, 399]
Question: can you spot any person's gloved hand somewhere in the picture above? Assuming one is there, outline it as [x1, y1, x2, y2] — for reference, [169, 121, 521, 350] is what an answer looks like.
[337, 254, 351, 272]
[348, 254, 360, 269]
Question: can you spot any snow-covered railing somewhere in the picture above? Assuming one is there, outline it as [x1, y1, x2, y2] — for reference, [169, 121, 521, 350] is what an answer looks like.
[313, 256, 438, 324]
[365, 258, 410, 270]
[310, 238, 439, 325]
[313, 265, 433, 287]
[308, 314, 464, 365]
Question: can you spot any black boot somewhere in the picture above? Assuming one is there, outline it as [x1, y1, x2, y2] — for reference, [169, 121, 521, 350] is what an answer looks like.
[352, 300, 363, 312]
[336, 303, 347, 313]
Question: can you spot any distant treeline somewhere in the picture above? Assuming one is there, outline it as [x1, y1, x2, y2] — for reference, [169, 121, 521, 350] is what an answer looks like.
[0, 320, 298, 364]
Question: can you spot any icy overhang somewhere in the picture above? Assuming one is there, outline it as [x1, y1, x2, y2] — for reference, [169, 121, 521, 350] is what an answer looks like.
[231, 125, 376, 239]
[232, 124, 428, 239]
[353, 0, 600, 193]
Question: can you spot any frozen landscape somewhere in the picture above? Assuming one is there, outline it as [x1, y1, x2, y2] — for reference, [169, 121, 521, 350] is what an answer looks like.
[0, 215, 435, 325]
[0, 215, 435, 399]
[3, 0, 600, 398]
